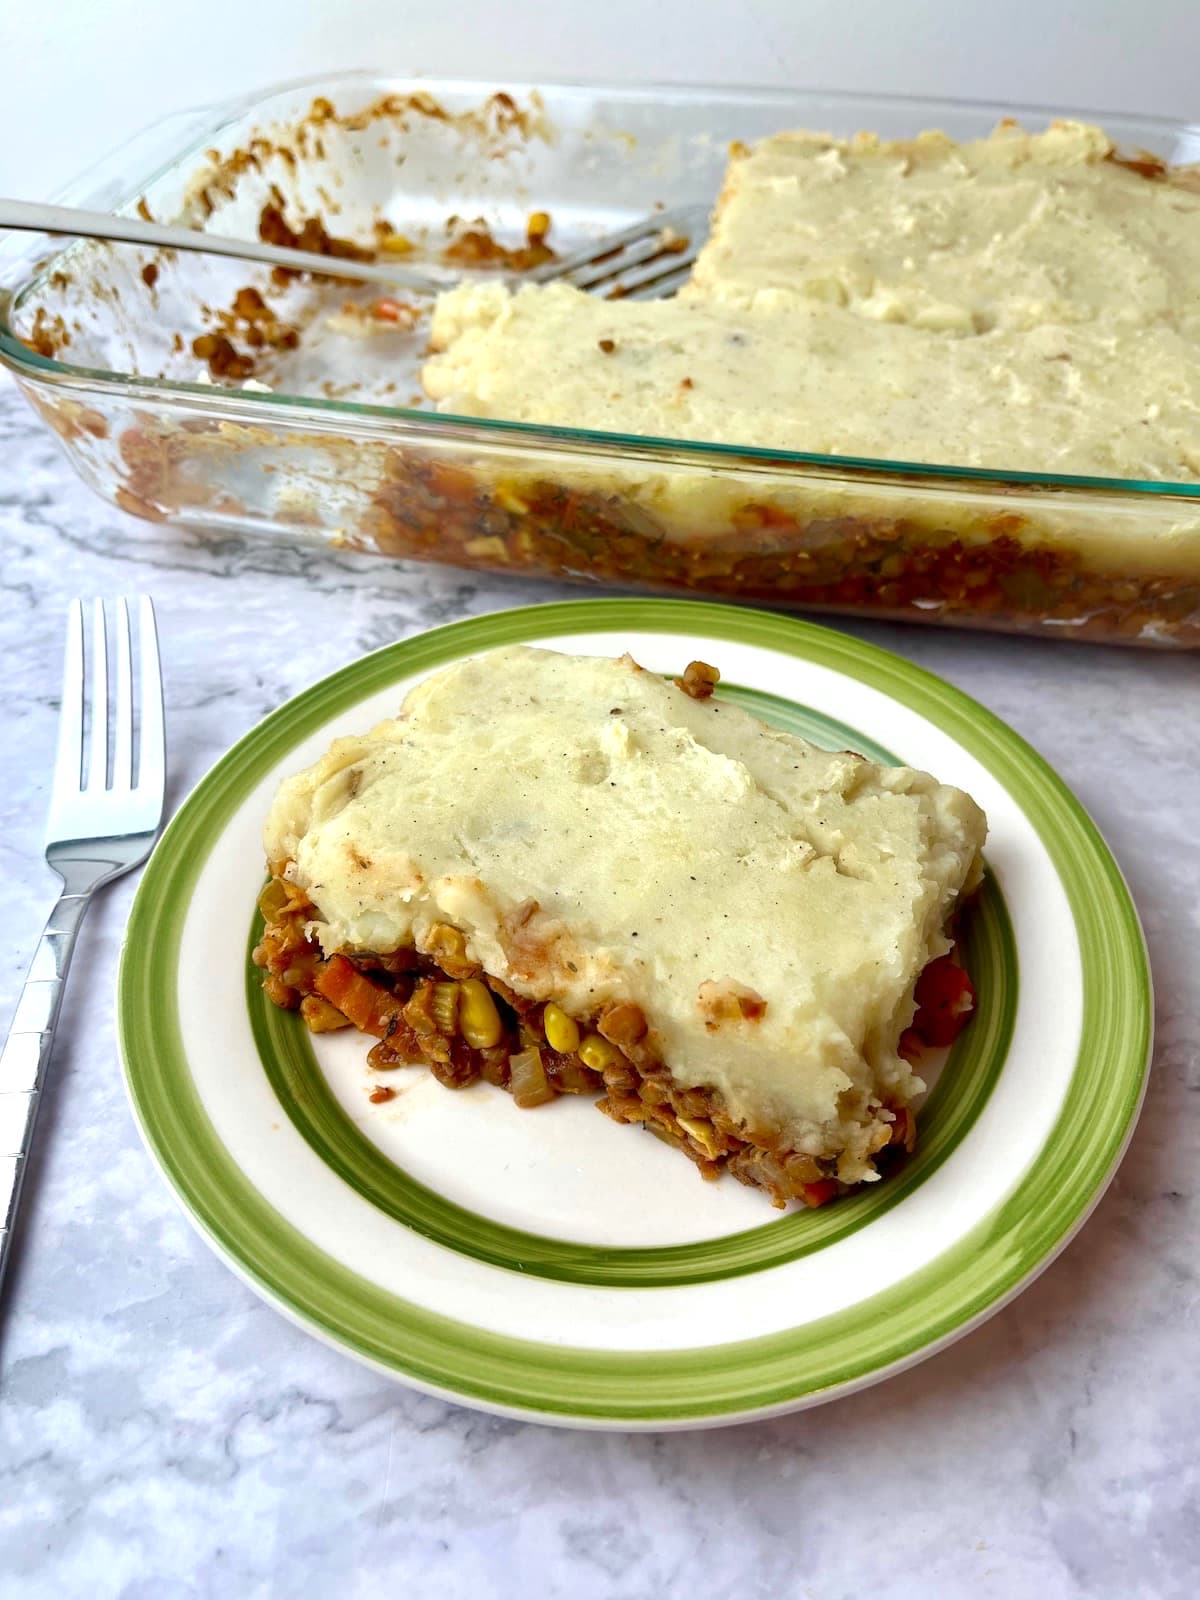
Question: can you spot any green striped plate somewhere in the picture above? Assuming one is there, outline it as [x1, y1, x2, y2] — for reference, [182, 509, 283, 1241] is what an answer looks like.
[117, 600, 1151, 1428]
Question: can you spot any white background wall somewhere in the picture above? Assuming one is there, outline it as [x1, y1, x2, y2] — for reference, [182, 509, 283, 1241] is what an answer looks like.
[1, 0, 1197, 198]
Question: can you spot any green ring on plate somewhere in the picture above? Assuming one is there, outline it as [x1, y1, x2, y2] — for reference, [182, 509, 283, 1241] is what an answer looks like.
[118, 599, 1151, 1423]
[243, 683, 1017, 1287]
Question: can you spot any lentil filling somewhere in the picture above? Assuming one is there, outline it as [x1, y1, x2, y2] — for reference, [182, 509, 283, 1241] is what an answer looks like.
[253, 875, 974, 1208]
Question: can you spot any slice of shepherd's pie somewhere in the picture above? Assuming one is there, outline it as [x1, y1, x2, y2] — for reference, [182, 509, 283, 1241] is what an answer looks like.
[254, 646, 987, 1207]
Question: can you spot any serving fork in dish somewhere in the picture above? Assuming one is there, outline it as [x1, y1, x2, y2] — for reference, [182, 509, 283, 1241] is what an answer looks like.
[0, 597, 164, 1300]
[0, 197, 709, 301]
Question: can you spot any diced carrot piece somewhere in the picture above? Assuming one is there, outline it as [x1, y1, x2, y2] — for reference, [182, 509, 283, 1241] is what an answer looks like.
[372, 297, 415, 323]
[911, 955, 976, 1048]
[801, 1178, 840, 1208]
[315, 954, 405, 1037]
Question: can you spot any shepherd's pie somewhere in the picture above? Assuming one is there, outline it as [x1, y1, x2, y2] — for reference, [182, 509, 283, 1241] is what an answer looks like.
[254, 646, 987, 1205]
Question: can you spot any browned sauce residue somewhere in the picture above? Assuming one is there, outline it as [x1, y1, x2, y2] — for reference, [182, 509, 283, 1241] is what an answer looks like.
[192, 331, 255, 380]
[1108, 147, 1167, 181]
[697, 979, 768, 1030]
[443, 211, 557, 273]
[26, 308, 70, 358]
[191, 90, 546, 223]
[258, 203, 373, 266]
[191, 281, 302, 379]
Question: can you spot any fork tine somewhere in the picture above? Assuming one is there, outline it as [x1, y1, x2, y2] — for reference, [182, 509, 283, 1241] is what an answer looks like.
[606, 246, 701, 299]
[567, 230, 678, 290]
[623, 263, 695, 301]
[112, 597, 133, 790]
[87, 598, 109, 791]
[136, 596, 165, 800]
[526, 209, 693, 282]
[54, 599, 85, 795]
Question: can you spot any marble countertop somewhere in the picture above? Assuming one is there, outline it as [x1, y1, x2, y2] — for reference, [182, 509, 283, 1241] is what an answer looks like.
[1, 375, 1196, 1600]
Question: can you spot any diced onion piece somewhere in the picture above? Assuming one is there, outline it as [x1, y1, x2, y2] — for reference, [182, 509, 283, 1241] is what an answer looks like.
[677, 1115, 721, 1160]
[432, 981, 460, 1035]
[782, 1151, 822, 1186]
[299, 995, 352, 1033]
[510, 1047, 556, 1108]
[257, 878, 292, 920]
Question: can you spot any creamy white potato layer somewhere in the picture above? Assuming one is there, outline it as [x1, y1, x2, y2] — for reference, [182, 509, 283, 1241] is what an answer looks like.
[425, 278, 1200, 479]
[423, 122, 1200, 484]
[687, 122, 1200, 335]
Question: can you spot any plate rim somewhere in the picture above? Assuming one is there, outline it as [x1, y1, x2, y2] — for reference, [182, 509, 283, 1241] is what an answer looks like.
[116, 598, 1153, 1428]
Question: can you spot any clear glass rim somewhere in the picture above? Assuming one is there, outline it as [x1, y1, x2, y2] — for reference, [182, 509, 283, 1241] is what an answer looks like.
[4, 70, 1200, 504]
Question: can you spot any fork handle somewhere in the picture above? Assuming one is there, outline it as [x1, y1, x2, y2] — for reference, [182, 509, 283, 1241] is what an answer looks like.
[0, 888, 92, 1299]
[0, 197, 449, 294]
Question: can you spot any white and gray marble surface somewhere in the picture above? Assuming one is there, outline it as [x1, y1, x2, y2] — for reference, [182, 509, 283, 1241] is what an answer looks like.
[0, 374, 1197, 1600]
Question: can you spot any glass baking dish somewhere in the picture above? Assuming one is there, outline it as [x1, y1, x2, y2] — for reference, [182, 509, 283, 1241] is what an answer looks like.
[2, 72, 1198, 647]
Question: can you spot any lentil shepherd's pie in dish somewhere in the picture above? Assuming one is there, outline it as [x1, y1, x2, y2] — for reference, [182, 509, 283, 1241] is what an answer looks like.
[254, 646, 987, 1207]
[408, 119, 1200, 644]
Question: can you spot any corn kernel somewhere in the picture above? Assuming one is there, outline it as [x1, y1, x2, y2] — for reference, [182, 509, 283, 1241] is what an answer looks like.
[543, 1004, 580, 1054]
[427, 923, 467, 964]
[495, 484, 530, 516]
[425, 921, 477, 978]
[459, 979, 502, 1048]
[578, 1032, 622, 1072]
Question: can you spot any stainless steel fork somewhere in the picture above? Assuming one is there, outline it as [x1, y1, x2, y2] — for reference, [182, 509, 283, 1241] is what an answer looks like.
[1, 197, 709, 300]
[0, 597, 165, 1299]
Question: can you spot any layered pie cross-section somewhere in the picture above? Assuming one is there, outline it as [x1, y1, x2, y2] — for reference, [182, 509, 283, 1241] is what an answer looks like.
[254, 646, 987, 1206]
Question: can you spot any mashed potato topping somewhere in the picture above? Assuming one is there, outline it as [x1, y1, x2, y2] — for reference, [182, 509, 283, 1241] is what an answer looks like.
[423, 122, 1200, 482]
